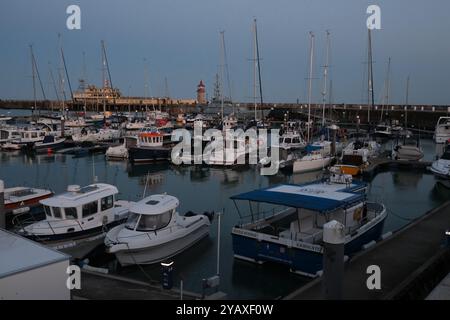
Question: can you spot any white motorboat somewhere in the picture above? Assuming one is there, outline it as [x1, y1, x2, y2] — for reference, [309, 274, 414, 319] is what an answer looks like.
[17, 183, 134, 258]
[105, 194, 214, 266]
[391, 136, 424, 161]
[106, 136, 138, 160]
[292, 150, 333, 173]
[277, 131, 307, 150]
[429, 145, 450, 178]
[0, 142, 22, 151]
[374, 123, 392, 139]
[33, 136, 66, 152]
[72, 127, 121, 143]
[434, 117, 450, 144]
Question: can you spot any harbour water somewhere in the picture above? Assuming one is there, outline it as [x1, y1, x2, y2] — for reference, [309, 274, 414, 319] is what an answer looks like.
[0, 125, 446, 298]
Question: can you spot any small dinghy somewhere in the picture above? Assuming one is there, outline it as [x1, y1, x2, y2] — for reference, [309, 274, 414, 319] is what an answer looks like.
[105, 194, 214, 266]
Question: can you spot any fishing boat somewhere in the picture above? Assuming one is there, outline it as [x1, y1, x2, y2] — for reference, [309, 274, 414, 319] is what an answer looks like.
[0, 127, 21, 144]
[33, 135, 66, 153]
[105, 194, 214, 266]
[230, 179, 386, 277]
[16, 183, 134, 258]
[105, 136, 138, 160]
[433, 117, 450, 144]
[292, 150, 332, 174]
[128, 127, 171, 163]
[429, 144, 450, 178]
[391, 135, 424, 161]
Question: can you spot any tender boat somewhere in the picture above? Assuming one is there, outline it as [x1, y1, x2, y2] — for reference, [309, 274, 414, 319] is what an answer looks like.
[128, 127, 171, 163]
[230, 179, 387, 277]
[105, 194, 214, 266]
[433, 117, 450, 144]
[33, 135, 66, 152]
[292, 150, 333, 173]
[391, 136, 424, 161]
[16, 183, 134, 258]
[105, 136, 138, 160]
[429, 144, 450, 178]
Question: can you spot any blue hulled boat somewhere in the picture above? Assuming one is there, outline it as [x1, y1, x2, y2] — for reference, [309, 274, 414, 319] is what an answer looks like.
[230, 175, 386, 277]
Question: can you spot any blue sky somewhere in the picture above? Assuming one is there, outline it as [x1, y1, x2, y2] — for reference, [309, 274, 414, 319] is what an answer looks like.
[1, 0, 449, 104]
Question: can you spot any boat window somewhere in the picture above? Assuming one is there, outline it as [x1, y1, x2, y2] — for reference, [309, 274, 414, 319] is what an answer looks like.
[293, 138, 300, 143]
[101, 195, 114, 211]
[279, 137, 284, 144]
[31, 132, 37, 138]
[82, 201, 98, 217]
[125, 213, 140, 230]
[53, 207, 62, 218]
[44, 205, 52, 217]
[136, 211, 172, 231]
[64, 207, 78, 219]
[285, 138, 292, 144]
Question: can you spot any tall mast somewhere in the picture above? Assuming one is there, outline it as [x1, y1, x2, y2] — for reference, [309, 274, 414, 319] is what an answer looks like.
[255, 19, 264, 119]
[58, 34, 66, 115]
[307, 32, 315, 143]
[321, 30, 330, 127]
[219, 31, 225, 122]
[48, 63, 60, 112]
[101, 41, 107, 113]
[30, 45, 37, 118]
[143, 58, 150, 111]
[101, 40, 115, 111]
[164, 77, 170, 99]
[367, 29, 374, 124]
[380, 57, 391, 123]
[405, 76, 410, 128]
[253, 20, 258, 120]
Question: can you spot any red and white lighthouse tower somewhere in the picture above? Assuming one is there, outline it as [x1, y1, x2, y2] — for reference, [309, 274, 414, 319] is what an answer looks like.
[196, 80, 206, 105]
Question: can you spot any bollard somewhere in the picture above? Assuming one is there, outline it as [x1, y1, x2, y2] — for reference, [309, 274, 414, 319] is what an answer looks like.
[161, 261, 174, 290]
[0, 180, 4, 230]
[322, 220, 345, 300]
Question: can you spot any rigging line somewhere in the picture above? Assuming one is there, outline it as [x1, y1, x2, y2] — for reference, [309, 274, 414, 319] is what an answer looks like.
[30, 46, 47, 100]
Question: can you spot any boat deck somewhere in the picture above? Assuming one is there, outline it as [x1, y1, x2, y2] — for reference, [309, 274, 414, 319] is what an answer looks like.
[283, 200, 450, 300]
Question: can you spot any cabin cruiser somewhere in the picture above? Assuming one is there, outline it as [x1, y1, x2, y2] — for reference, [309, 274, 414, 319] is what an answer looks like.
[33, 136, 66, 153]
[330, 140, 380, 176]
[292, 150, 333, 174]
[106, 136, 138, 160]
[105, 194, 214, 266]
[230, 179, 386, 277]
[277, 131, 307, 150]
[391, 136, 424, 161]
[16, 183, 134, 258]
[72, 127, 121, 143]
[128, 127, 171, 163]
[434, 117, 450, 144]
[0, 127, 21, 144]
[429, 144, 450, 178]
[4, 186, 53, 229]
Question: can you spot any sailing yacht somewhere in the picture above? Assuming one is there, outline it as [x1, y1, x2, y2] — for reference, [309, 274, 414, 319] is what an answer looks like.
[434, 117, 450, 144]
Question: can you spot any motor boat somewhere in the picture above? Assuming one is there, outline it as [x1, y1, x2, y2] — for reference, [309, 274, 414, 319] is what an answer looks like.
[330, 140, 380, 176]
[292, 150, 333, 173]
[433, 117, 450, 144]
[105, 194, 214, 266]
[230, 179, 386, 277]
[277, 131, 307, 150]
[0, 142, 22, 151]
[33, 135, 66, 153]
[429, 144, 450, 178]
[105, 136, 138, 160]
[128, 127, 171, 163]
[16, 183, 134, 258]
[374, 123, 392, 139]
[391, 136, 424, 161]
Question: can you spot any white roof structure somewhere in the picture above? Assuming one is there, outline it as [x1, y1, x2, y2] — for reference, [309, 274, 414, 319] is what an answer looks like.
[40, 183, 118, 208]
[0, 229, 69, 279]
[130, 194, 179, 215]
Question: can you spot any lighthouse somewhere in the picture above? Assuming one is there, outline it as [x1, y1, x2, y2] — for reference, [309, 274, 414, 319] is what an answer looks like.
[196, 80, 206, 105]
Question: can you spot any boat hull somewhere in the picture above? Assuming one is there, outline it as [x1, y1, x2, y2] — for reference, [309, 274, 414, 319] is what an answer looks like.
[292, 157, 332, 173]
[128, 146, 171, 163]
[113, 224, 210, 266]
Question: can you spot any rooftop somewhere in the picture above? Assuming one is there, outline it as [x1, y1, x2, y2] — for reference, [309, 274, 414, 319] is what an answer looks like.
[130, 194, 179, 215]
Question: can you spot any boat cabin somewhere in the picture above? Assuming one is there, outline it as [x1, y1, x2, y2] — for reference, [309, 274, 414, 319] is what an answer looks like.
[137, 127, 164, 147]
[125, 194, 179, 232]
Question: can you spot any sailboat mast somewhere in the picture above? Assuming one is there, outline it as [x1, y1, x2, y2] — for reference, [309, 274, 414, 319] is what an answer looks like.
[255, 19, 263, 118]
[405, 76, 410, 128]
[367, 29, 374, 124]
[307, 32, 315, 143]
[220, 31, 225, 122]
[321, 30, 330, 127]
[253, 20, 257, 120]
[30, 45, 37, 118]
[102, 41, 115, 111]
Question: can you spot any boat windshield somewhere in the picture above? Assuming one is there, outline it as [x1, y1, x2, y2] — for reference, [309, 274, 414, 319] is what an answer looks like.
[125, 211, 173, 231]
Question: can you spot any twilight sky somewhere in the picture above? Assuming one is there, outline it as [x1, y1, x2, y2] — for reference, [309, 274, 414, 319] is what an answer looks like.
[1, 0, 449, 105]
